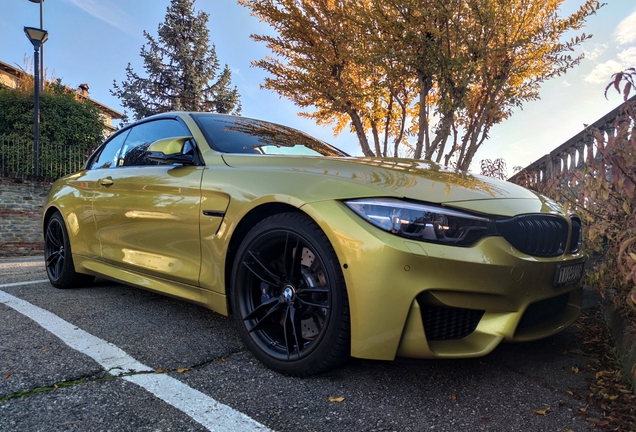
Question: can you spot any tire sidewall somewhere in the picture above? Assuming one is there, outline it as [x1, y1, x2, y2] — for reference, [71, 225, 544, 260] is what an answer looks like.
[45, 213, 70, 286]
[45, 212, 93, 289]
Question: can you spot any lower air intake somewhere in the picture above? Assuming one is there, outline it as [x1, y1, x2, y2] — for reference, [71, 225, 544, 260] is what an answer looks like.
[517, 293, 569, 330]
[417, 298, 485, 341]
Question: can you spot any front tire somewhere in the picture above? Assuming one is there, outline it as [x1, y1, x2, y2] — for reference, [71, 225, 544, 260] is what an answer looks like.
[44, 212, 94, 289]
[231, 212, 350, 376]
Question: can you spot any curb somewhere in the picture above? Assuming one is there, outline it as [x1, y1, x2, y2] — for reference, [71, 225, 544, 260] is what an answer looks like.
[603, 304, 636, 394]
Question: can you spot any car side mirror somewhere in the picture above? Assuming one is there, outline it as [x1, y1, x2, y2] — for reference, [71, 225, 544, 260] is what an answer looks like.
[147, 136, 196, 165]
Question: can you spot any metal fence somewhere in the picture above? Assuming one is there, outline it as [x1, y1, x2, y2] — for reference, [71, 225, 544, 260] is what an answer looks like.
[0, 136, 94, 180]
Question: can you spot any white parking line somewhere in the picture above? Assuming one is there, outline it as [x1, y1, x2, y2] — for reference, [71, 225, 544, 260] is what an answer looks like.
[0, 283, 152, 375]
[0, 280, 49, 288]
[0, 281, 271, 432]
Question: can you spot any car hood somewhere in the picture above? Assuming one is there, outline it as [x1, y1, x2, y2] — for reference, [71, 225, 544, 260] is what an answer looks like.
[221, 155, 548, 209]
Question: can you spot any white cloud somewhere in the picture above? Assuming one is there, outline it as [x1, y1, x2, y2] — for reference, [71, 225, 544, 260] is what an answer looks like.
[584, 60, 623, 84]
[615, 10, 636, 45]
[618, 47, 636, 68]
[64, 0, 137, 36]
[562, 80, 572, 87]
[584, 45, 607, 61]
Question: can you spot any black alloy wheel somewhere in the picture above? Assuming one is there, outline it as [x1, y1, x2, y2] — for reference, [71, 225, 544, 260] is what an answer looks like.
[231, 212, 350, 376]
[44, 212, 94, 289]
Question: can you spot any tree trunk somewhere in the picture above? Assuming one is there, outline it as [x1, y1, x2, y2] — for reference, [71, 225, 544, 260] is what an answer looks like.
[414, 72, 431, 159]
[347, 107, 375, 157]
[383, 94, 393, 158]
[371, 119, 382, 157]
[393, 92, 407, 158]
[426, 115, 452, 161]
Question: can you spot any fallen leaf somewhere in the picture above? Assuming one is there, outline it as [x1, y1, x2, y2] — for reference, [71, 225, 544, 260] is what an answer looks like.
[155, 369, 169, 374]
[3, 372, 12, 380]
[533, 407, 551, 416]
[579, 405, 588, 413]
[451, 394, 457, 401]
[176, 368, 190, 373]
[40, 348, 48, 353]
[572, 367, 579, 374]
[328, 397, 345, 403]
[566, 391, 574, 395]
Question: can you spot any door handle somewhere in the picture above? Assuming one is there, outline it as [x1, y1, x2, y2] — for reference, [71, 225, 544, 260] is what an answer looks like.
[99, 177, 114, 186]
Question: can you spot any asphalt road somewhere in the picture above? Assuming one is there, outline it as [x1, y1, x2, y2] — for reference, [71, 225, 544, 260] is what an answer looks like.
[1, 256, 601, 431]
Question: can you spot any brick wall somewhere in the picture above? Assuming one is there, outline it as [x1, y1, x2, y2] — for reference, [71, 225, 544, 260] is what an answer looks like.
[0, 178, 52, 257]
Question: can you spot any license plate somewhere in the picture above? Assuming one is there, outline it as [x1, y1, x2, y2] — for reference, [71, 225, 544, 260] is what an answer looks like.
[553, 261, 585, 287]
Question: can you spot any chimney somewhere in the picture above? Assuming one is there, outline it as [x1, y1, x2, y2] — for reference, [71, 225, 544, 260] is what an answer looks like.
[78, 83, 89, 97]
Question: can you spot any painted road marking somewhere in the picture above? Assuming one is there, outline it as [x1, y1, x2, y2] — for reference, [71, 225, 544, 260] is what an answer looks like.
[125, 373, 269, 431]
[0, 280, 49, 288]
[0, 281, 270, 432]
[0, 284, 152, 375]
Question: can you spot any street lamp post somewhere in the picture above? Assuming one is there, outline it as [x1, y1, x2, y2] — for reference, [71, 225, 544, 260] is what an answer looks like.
[28, 0, 45, 93]
[24, 26, 48, 178]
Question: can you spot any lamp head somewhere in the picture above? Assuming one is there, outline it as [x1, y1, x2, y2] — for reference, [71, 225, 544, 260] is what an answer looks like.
[24, 26, 49, 49]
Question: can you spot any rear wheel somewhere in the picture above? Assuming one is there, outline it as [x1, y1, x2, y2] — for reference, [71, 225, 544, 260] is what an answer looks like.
[44, 212, 94, 289]
[231, 212, 350, 376]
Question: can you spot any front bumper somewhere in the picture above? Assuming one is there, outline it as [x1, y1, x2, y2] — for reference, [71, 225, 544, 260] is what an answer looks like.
[397, 287, 581, 359]
[302, 200, 584, 360]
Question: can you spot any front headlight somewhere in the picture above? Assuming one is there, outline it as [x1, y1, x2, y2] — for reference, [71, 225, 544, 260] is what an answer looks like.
[344, 198, 496, 246]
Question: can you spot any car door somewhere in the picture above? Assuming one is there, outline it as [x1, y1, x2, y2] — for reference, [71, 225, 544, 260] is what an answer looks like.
[91, 118, 204, 286]
[60, 128, 132, 258]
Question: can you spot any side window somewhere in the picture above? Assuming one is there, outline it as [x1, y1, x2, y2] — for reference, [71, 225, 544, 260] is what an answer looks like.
[90, 130, 129, 169]
[118, 119, 190, 167]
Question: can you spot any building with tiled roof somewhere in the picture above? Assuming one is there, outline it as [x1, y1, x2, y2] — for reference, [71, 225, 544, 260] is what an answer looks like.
[0, 59, 123, 135]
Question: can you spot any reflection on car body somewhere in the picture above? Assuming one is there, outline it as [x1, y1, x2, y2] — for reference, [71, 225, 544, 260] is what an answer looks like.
[43, 112, 585, 376]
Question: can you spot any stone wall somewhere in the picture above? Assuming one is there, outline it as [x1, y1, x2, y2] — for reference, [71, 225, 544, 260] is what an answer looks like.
[0, 178, 52, 257]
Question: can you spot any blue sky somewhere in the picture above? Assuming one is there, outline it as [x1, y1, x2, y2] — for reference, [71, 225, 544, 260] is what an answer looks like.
[1, 0, 635, 173]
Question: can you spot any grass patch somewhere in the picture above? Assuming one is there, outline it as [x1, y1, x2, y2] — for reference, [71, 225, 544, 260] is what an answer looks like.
[0, 378, 86, 403]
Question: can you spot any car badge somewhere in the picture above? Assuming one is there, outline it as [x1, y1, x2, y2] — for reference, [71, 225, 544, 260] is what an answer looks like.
[283, 286, 294, 301]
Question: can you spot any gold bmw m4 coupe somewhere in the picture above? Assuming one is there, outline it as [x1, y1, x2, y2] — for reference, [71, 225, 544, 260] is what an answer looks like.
[43, 112, 585, 375]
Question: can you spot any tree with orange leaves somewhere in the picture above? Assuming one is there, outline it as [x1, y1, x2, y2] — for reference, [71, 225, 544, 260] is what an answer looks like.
[240, 0, 603, 169]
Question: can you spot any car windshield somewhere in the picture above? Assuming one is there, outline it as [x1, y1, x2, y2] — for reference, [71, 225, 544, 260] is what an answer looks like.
[191, 114, 348, 157]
